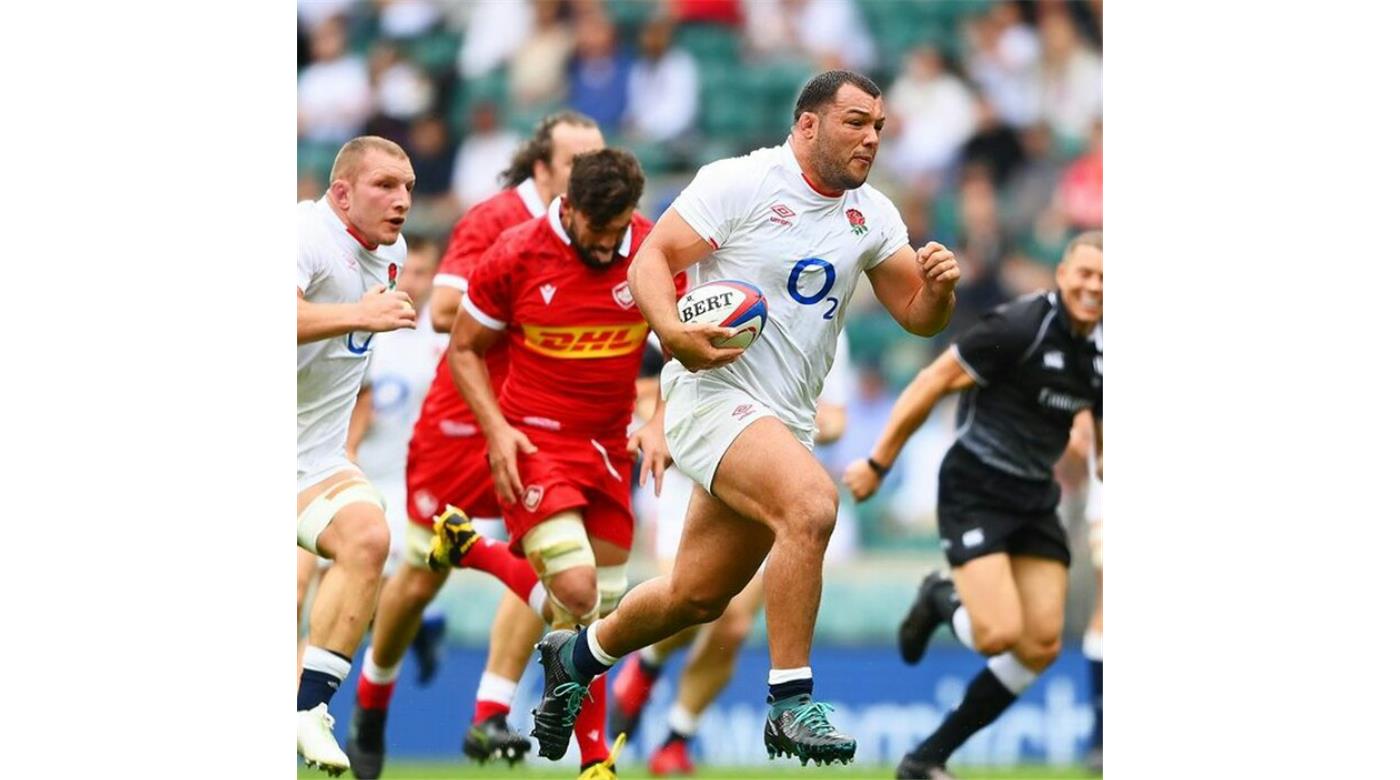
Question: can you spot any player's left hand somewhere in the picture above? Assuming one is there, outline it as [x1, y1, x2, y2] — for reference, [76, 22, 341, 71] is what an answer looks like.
[915, 242, 960, 297]
[842, 459, 882, 502]
[628, 419, 671, 497]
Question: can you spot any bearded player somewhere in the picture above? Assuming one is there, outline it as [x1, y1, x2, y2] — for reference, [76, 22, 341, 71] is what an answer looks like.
[345, 111, 603, 778]
[524, 69, 961, 768]
[428, 148, 692, 780]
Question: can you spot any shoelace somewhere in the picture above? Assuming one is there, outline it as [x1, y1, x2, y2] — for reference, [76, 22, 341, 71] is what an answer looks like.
[553, 680, 593, 725]
[790, 700, 838, 737]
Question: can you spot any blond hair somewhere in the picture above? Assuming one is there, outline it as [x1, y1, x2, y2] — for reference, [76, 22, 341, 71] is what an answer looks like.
[329, 136, 409, 185]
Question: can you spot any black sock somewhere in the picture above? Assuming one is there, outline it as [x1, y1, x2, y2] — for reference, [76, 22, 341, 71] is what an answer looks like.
[570, 626, 612, 680]
[1088, 658, 1103, 749]
[664, 729, 691, 746]
[909, 668, 1017, 765]
[768, 677, 813, 702]
[297, 650, 352, 711]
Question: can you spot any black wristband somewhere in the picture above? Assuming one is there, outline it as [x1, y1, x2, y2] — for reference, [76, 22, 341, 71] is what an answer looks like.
[867, 457, 890, 478]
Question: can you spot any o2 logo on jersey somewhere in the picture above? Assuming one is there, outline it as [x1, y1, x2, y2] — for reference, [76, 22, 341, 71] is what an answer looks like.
[786, 257, 838, 320]
[346, 332, 374, 355]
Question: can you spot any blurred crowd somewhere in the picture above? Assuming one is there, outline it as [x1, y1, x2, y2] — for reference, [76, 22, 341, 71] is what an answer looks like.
[297, 0, 1103, 550]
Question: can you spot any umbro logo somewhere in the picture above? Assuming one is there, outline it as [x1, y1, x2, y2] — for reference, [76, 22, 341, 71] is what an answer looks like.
[1043, 350, 1065, 370]
[769, 203, 795, 227]
[540, 284, 557, 304]
[732, 403, 756, 420]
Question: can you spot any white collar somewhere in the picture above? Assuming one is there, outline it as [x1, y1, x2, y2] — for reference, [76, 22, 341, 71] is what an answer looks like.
[780, 139, 844, 200]
[547, 196, 634, 257]
[516, 179, 547, 218]
[316, 196, 371, 253]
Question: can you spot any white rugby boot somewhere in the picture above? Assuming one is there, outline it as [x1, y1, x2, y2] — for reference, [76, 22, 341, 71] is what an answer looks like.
[298, 702, 350, 776]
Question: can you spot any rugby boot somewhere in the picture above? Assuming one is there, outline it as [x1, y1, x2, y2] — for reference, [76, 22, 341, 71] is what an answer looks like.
[608, 653, 658, 741]
[426, 504, 481, 572]
[577, 733, 627, 780]
[297, 702, 350, 777]
[763, 694, 856, 766]
[895, 754, 960, 779]
[409, 613, 447, 685]
[898, 571, 958, 665]
[648, 738, 695, 776]
[463, 712, 532, 765]
[344, 705, 387, 779]
[530, 629, 595, 760]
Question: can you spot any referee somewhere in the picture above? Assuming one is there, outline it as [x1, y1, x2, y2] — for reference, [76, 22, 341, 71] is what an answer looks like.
[843, 231, 1103, 780]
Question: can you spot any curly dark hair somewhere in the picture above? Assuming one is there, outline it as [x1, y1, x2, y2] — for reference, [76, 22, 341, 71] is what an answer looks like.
[498, 110, 601, 188]
[566, 149, 645, 227]
[792, 70, 882, 124]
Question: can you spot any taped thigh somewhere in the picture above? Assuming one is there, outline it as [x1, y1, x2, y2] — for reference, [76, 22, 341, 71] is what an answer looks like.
[523, 512, 597, 626]
[596, 564, 628, 617]
[297, 479, 385, 555]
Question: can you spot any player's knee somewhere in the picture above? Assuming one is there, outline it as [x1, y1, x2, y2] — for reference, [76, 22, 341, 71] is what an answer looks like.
[548, 567, 599, 625]
[775, 482, 838, 545]
[338, 515, 390, 572]
[675, 589, 728, 625]
[1016, 633, 1062, 671]
[401, 568, 445, 607]
[972, 618, 1021, 657]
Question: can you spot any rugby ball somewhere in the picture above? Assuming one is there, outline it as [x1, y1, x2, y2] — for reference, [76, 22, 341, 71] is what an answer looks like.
[676, 280, 767, 349]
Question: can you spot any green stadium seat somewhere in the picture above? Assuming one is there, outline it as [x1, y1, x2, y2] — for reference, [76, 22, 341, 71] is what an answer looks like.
[403, 28, 462, 76]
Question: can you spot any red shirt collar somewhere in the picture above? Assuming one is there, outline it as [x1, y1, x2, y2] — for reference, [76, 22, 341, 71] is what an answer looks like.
[344, 224, 376, 250]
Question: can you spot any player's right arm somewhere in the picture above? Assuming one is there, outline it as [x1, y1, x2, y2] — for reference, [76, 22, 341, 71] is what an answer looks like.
[447, 242, 538, 504]
[842, 349, 976, 501]
[296, 285, 416, 344]
[628, 209, 743, 371]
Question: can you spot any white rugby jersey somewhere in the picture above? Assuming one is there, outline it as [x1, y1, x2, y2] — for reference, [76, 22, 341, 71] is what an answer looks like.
[356, 309, 447, 489]
[297, 197, 407, 488]
[662, 142, 908, 436]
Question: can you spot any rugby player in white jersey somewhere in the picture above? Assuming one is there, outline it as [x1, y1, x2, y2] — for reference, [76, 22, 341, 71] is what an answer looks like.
[296, 135, 417, 776]
[526, 70, 961, 767]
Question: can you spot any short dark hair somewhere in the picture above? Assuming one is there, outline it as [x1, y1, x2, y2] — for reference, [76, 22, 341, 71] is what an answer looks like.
[567, 149, 645, 226]
[498, 110, 600, 188]
[793, 70, 882, 124]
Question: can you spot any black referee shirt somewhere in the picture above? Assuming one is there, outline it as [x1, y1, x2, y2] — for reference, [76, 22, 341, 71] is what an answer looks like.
[950, 290, 1102, 481]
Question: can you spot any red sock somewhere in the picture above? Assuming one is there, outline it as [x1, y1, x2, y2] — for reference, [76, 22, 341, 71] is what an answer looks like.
[575, 675, 609, 767]
[474, 698, 510, 724]
[464, 538, 539, 605]
[356, 673, 396, 710]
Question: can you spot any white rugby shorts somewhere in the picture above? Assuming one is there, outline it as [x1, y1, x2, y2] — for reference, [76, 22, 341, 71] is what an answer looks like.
[661, 372, 814, 493]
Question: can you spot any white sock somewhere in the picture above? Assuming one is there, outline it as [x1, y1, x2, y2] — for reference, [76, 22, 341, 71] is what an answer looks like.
[362, 652, 402, 684]
[1083, 629, 1104, 661]
[668, 702, 700, 736]
[767, 666, 813, 685]
[477, 671, 518, 706]
[587, 623, 620, 665]
[987, 652, 1038, 695]
[302, 646, 352, 682]
[951, 606, 975, 649]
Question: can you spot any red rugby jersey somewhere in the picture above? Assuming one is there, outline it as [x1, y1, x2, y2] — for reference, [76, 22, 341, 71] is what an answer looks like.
[463, 202, 675, 443]
[416, 182, 546, 438]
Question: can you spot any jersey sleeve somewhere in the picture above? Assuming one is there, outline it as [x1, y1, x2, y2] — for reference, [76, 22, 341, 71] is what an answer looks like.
[951, 300, 1040, 386]
[435, 204, 498, 292]
[864, 190, 911, 270]
[669, 156, 760, 249]
[462, 239, 514, 331]
[297, 236, 324, 293]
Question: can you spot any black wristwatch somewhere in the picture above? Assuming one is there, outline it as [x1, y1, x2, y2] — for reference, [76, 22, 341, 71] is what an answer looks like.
[867, 457, 890, 479]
